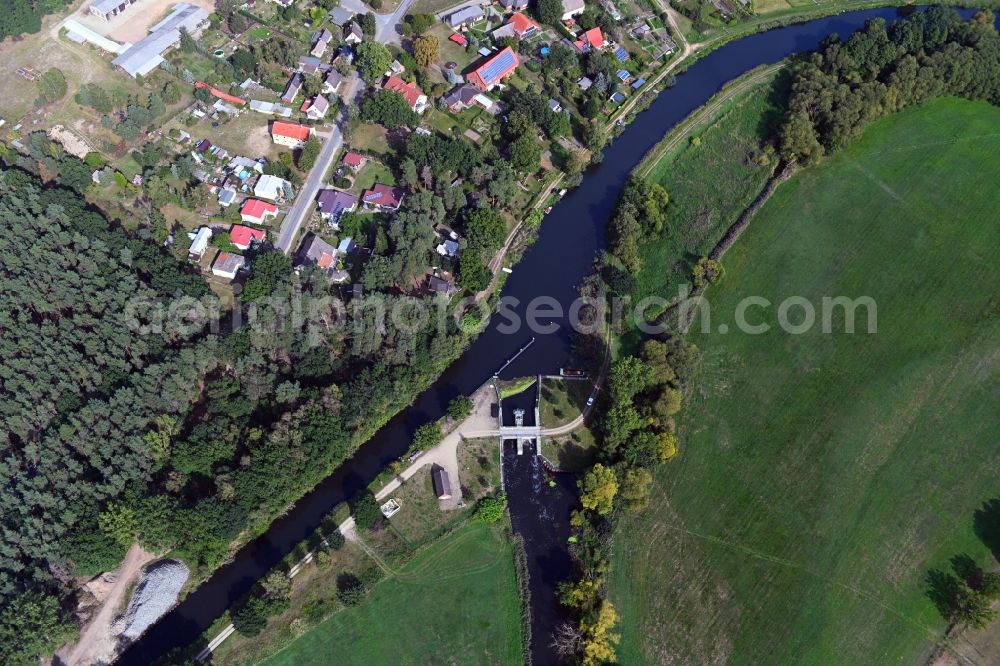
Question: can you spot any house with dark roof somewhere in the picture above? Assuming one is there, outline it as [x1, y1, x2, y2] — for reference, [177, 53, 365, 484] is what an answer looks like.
[343, 22, 363, 44]
[328, 6, 355, 26]
[432, 465, 453, 499]
[499, 0, 529, 9]
[311, 28, 333, 58]
[362, 183, 405, 211]
[466, 47, 519, 91]
[296, 234, 339, 270]
[281, 73, 303, 104]
[322, 70, 344, 95]
[442, 83, 480, 112]
[428, 274, 458, 296]
[298, 55, 324, 74]
[316, 189, 357, 226]
[447, 5, 484, 29]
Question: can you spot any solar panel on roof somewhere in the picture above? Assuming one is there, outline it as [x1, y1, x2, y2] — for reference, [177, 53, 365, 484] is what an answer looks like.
[615, 46, 629, 62]
[480, 50, 516, 85]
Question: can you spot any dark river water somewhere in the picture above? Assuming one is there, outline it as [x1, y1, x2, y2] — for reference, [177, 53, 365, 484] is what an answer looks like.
[118, 7, 981, 664]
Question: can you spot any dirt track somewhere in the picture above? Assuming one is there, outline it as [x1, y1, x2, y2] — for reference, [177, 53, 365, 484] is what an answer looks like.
[58, 544, 155, 666]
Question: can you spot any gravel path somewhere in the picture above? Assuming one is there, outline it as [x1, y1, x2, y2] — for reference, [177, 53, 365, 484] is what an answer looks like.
[61, 544, 155, 666]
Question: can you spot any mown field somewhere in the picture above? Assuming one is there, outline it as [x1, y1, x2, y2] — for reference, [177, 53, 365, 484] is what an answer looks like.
[610, 98, 1000, 665]
[261, 522, 523, 666]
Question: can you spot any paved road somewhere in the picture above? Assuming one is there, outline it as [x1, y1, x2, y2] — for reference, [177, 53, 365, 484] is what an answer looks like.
[274, 77, 360, 253]
[275, 0, 419, 254]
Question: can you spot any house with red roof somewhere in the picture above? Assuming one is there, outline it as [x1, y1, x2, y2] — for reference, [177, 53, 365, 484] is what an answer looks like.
[229, 224, 267, 249]
[342, 151, 366, 172]
[383, 75, 428, 114]
[492, 12, 541, 40]
[449, 32, 468, 47]
[270, 121, 313, 148]
[362, 183, 406, 211]
[466, 46, 519, 91]
[240, 199, 278, 224]
[574, 27, 605, 53]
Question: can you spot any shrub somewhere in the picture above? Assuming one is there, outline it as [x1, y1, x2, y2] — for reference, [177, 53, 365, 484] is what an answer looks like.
[476, 495, 507, 523]
[336, 572, 365, 606]
[351, 491, 381, 530]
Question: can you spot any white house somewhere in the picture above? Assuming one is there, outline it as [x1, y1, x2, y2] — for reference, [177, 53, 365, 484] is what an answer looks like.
[254, 174, 293, 201]
[211, 252, 246, 280]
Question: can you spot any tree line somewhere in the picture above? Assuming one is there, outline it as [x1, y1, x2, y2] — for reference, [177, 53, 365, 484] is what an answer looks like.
[779, 9, 1000, 164]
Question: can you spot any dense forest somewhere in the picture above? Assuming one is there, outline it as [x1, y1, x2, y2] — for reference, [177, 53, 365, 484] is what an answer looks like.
[0, 0, 72, 39]
[779, 8, 1000, 162]
[0, 167, 472, 664]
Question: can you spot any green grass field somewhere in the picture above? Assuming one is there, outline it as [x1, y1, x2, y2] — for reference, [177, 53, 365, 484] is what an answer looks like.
[634, 72, 783, 306]
[262, 523, 523, 666]
[610, 98, 1000, 665]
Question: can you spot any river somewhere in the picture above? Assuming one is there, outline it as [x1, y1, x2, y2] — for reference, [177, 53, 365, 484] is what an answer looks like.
[118, 7, 977, 664]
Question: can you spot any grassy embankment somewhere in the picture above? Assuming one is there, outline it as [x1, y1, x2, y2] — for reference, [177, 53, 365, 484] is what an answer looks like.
[609, 97, 1000, 664]
[616, 64, 786, 352]
[260, 522, 523, 666]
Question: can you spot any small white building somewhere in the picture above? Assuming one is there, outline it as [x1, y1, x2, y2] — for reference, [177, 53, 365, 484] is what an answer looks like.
[188, 227, 213, 259]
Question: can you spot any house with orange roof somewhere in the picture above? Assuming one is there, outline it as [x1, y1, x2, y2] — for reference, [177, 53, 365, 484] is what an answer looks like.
[342, 151, 366, 172]
[270, 121, 313, 148]
[492, 12, 541, 41]
[383, 75, 428, 114]
[574, 27, 605, 53]
[466, 47, 519, 91]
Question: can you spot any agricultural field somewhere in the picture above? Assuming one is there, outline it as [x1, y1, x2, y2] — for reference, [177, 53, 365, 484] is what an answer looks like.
[610, 98, 1000, 664]
[261, 522, 524, 666]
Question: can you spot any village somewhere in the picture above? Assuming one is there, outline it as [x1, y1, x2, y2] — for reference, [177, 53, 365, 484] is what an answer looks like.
[1, 0, 681, 304]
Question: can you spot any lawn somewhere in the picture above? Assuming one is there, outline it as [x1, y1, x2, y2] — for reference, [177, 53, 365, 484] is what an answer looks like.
[538, 378, 590, 429]
[384, 465, 467, 544]
[262, 522, 524, 666]
[609, 98, 1000, 665]
[352, 159, 395, 194]
[540, 426, 597, 472]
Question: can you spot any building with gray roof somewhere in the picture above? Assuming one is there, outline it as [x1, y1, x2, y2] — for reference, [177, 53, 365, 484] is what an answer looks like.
[111, 3, 208, 78]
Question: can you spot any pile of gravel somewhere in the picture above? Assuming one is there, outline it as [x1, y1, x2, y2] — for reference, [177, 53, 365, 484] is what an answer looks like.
[115, 559, 190, 640]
